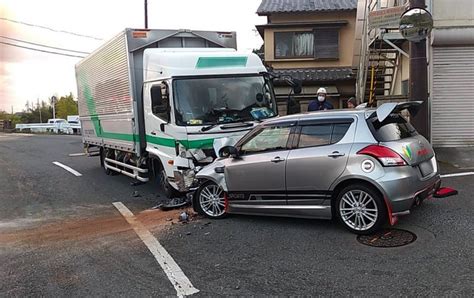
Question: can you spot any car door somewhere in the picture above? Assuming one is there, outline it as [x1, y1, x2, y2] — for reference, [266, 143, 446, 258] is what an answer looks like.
[224, 122, 295, 205]
[285, 118, 355, 205]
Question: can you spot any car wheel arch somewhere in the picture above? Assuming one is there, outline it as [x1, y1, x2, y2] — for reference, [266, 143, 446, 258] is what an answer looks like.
[330, 177, 387, 219]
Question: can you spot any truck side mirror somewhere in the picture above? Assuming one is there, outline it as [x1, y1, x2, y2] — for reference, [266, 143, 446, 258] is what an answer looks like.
[292, 79, 302, 94]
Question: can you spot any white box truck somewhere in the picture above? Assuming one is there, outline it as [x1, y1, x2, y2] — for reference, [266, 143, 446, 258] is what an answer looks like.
[75, 28, 280, 197]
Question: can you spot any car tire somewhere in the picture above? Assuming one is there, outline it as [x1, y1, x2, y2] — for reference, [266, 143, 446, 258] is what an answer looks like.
[195, 181, 227, 219]
[335, 183, 387, 235]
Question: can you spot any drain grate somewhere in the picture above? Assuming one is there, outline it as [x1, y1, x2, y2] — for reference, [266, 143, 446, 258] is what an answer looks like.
[357, 228, 417, 247]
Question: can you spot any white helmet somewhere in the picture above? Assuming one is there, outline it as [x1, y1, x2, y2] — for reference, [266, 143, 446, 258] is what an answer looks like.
[317, 87, 327, 94]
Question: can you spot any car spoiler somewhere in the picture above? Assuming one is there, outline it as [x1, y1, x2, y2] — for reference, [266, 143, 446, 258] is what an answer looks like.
[373, 101, 423, 122]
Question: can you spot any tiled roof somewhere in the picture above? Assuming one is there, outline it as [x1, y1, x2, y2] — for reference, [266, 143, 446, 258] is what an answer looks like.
[257, 0, 358, 15]
[273, 68, 355, 82]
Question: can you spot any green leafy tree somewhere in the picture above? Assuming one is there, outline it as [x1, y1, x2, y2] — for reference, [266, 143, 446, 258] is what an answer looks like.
[55, 93, 78, 119]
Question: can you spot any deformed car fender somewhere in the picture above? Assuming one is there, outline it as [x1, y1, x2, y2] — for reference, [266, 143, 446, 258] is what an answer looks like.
[195, 159, 229, 192]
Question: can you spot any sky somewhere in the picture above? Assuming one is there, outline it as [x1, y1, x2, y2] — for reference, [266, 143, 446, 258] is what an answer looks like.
[0, 0, 266, 113]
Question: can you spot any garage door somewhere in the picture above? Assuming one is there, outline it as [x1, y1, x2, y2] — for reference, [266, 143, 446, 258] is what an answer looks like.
[432, 47, 474, 147]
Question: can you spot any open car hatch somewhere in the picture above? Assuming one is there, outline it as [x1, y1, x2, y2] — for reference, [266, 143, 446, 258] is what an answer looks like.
[375, 101, 423, 122]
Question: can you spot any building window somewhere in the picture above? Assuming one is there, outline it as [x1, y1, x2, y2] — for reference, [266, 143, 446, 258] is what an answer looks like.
[274, 29, 339, 60]
[313, 28, 339, 59]
[275, 32, 314, 58]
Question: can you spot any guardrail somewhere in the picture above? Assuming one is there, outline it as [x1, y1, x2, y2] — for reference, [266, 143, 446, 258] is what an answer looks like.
[15, 122, 81, 134]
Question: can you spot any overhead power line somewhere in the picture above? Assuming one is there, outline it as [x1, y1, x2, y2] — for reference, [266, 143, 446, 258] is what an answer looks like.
[0, 17, 103, 40]
[0, 35, 90, 54]
[0, 41, 86, 58]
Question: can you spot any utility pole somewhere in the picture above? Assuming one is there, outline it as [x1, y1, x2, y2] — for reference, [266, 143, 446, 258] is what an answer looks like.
[408, 0, 429, 140]
[37, 98, 42, 123]
[144, 0, 148, 29]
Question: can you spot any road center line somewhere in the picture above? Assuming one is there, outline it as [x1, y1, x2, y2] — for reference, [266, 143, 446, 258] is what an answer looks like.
[440, 172, 474, 178]
[112, 202, 199, 297]
[52, 161, 82, 176]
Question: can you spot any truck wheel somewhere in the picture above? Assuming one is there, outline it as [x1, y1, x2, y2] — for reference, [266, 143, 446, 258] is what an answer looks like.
[152, 159, 179, 198]
[100, 148, 116, 176]
[335, 184, 386, 235]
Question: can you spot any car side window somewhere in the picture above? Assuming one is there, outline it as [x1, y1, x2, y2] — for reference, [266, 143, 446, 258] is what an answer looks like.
[298, 124, 333, 148]
[297, 122, 352, 148]
[331, 123, 351, 144]
[240, 126, 291, 154]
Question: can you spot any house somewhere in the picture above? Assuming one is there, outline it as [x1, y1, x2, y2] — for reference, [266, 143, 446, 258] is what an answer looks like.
[256, 0, 358, 113]
[357, 0, 474, 147]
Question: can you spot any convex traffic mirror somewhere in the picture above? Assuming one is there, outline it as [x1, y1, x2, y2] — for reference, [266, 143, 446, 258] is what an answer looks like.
[399, 8, 433, 42]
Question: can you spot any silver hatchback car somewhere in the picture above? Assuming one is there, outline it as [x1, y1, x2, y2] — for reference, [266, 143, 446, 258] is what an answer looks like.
[193, 102, 442, 234]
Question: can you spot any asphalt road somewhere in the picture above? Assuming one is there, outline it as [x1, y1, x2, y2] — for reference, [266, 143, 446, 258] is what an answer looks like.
[0, 133, 473, 296]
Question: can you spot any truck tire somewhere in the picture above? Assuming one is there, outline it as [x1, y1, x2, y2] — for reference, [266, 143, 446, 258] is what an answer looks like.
[100, 148, 116, 176]
[152, 159, 179, 198]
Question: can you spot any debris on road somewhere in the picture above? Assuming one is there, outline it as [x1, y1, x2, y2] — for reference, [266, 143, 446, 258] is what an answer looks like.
[130, 181, 145, 187]
[132, 191, 141, 197]
[159, 197, 190, 211]
[179, 212, 190, 223]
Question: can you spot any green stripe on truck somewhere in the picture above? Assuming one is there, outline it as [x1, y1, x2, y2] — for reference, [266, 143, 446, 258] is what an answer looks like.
[195, 56, 248, 68]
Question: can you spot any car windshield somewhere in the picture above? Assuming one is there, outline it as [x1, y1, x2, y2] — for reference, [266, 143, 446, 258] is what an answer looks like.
[173, 76, 277, 126]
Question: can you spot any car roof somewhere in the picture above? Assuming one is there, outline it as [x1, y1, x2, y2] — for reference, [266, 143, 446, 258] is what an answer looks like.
[265, 108, 376, 125]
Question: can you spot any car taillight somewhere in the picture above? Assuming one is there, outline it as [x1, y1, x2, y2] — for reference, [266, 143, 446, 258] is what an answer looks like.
[357, 145, 407, 166]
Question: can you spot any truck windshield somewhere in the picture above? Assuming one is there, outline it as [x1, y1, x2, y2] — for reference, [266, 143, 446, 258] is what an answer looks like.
[173, 76, 277, 126]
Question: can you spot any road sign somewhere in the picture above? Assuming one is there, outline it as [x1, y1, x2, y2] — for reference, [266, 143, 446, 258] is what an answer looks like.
[369, 6, 407, 29]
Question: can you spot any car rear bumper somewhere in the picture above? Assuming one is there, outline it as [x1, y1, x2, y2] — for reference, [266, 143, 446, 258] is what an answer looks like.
[375, 166, 441, 213]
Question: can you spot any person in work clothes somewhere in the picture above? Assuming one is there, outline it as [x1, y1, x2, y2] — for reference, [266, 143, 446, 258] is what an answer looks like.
[308, 87, 334, 111]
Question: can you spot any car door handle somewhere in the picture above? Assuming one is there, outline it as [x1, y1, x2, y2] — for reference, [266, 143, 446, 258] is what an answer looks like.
[151, 131, 157, 135]
[271, 156, 285, 163]
[328, 151, 345, 158]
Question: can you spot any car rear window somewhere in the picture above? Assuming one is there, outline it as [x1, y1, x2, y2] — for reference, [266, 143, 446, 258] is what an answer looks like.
[368, 114, 417, 142]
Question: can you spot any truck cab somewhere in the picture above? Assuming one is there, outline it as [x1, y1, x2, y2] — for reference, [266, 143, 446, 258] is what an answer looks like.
[142, 49, 278, 193]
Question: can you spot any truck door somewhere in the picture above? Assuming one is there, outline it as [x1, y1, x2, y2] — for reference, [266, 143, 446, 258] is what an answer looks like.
[144, 82, 185, 177]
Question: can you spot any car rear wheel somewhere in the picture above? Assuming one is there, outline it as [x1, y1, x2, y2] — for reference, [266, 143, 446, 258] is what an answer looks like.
[336, 184, 386, 235]
[195, 181, 227, 219]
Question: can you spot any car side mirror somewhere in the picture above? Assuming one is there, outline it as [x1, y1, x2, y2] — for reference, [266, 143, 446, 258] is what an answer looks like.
[220, 146, 239, 158]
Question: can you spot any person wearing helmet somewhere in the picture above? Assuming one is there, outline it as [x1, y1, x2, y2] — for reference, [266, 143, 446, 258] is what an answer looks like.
[308, 87, 334, 111]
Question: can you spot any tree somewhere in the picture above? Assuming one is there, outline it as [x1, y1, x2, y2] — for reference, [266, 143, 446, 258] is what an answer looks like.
[55, 93, 78, 119]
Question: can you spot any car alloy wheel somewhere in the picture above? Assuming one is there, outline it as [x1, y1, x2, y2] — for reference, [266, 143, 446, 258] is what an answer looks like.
[339, 190, 378, 231]
[197, 181, 227, 219]
[336, 184, 386, 234]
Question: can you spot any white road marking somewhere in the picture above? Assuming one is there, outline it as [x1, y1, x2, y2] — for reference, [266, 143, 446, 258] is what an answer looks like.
[52, 161, 82, 176]
[68, 153, 86, 157]
[112, 202, 199, 297]
[440, 172, 474, 178]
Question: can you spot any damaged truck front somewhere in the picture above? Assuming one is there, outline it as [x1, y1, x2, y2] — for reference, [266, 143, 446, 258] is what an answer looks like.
[75, 28, 278, 197]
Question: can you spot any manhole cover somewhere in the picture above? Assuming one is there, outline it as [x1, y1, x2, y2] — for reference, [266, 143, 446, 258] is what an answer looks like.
[357, 228, 417, 248]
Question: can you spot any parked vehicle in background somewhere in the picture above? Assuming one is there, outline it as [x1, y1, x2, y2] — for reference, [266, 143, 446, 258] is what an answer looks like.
[75, 28, 282, 197]
[16, 118, 77, 134]
[194, 102, 444, 234]
[67, 115, 81, 134]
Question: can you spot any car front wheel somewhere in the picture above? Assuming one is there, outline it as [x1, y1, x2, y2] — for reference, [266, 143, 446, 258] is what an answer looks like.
[195, 181, 227, 219]
[336, 184, 386, 235]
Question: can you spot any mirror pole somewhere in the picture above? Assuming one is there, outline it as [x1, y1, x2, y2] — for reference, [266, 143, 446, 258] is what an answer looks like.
[408, 0, 430, 141]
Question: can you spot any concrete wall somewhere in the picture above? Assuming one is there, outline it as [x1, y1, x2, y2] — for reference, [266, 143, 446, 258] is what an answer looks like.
[264, 11, 357, 69]
[431, 0, 474, 28]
